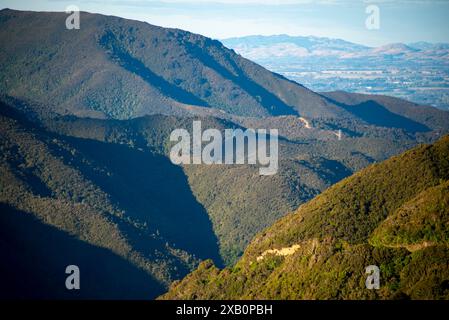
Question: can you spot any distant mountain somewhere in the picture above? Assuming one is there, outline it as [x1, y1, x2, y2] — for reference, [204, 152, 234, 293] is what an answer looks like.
[222, 34, 369, 60]
[223, 34, 369, 51]
[222, 34, 449, 60]
[160, 135, 449, 300]
[222, 35, 449, 110]
[369, 43, 417, 55]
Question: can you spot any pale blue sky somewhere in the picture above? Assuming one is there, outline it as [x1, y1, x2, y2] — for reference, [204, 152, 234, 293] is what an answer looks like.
[1, 0, 448, 46]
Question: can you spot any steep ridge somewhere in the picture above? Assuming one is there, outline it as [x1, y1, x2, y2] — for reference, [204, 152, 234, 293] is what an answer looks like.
[160, 136, 449, 299]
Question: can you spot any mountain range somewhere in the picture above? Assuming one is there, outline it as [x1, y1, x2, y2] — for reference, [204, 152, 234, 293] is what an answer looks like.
[222, 35, 449, 111]
[222, 35, 449, 60]
[0, 9, 448, 299]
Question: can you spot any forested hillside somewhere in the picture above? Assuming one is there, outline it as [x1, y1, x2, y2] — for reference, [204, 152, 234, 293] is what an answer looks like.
[161, 136, 449, 300]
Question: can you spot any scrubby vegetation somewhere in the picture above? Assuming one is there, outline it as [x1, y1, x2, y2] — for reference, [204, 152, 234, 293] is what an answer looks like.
[160, 136, 449, 299]
[370, 181, 449, 248]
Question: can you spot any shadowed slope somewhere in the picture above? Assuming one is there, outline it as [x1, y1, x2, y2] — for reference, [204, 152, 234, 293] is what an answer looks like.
[0, 102, 222, 298]
[0, 203, 164, 299]
[60, 136, 222, 266]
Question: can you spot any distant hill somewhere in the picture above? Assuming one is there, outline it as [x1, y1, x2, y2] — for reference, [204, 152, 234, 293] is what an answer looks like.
[222, 34, 448, 60]
[222, 34, 449, 61]
[222, 34, 369, 60]
[160, 135, 449, 300]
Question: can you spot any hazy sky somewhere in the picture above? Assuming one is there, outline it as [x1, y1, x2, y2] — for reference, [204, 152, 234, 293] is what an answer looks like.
[1, 0, 449, 46]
